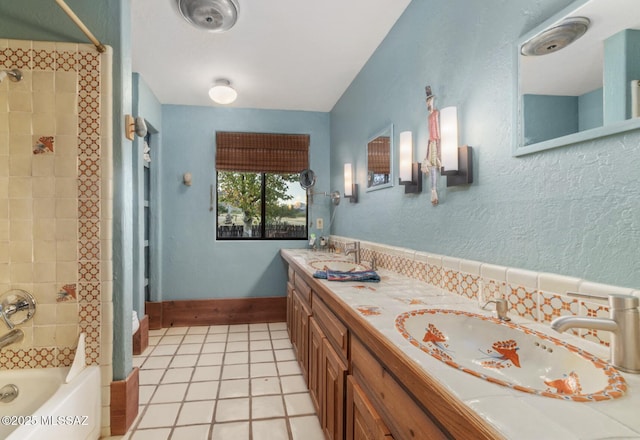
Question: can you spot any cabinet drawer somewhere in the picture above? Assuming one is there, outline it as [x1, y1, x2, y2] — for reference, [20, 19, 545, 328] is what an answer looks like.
[312, 293, 348, 360]
[351, 337, 448, 440]
[294, 273, 312, 304]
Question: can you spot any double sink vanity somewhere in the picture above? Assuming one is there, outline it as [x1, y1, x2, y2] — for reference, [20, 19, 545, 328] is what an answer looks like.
[281, 248, 640, 440]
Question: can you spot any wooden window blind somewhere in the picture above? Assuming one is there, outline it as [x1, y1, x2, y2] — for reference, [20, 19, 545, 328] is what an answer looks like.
[216, 132, 309, 173]
[367, 137, 390, 174]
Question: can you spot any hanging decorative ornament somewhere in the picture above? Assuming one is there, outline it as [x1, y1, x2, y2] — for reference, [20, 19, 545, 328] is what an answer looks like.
[422, 86, 442, 206]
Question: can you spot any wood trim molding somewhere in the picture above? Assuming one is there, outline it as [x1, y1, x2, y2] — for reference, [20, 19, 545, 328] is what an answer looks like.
[133, 314, 149, 355]
[161, 296, 286, 327]
[145, 301, 163, 330]
[110, 367, 139, 436]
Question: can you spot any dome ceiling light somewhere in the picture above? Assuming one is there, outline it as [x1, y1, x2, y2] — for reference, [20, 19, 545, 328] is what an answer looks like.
[209, 79, 238, 104]
[177, 0, 239, 33]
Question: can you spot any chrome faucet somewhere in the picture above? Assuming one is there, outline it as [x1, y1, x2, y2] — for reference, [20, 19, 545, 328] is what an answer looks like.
[0, 329, 24, 350]
[551, 292, 640, 373]
[482, 298, 510, 321]
[344, 241, 361, 264]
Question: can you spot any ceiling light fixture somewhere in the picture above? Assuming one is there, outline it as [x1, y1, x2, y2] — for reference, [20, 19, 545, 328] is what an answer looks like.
[209, 79, 237, 104]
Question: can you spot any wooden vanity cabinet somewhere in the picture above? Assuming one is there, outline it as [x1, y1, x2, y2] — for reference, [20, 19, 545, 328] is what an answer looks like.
[292, 289, 311, 381]
[284, 258, 499, 440]
[321, 336, 347, 440]
[351, 336, 447, 440]
[308, 317, 324, 416]
[346, 376, 393, 440]
[308, 297, 348, 440]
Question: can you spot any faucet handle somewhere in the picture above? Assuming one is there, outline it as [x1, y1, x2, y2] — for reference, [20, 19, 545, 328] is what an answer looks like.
[566, 291, 639, 310]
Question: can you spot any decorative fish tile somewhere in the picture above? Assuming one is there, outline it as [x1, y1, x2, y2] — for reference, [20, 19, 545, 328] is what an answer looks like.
[355, 305, 382, 316]
[33, 135, 54, 154]
[56, 284, 77, 302]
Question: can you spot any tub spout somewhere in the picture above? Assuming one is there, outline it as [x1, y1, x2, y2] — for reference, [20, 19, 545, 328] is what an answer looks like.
[0, 328, 24, 349]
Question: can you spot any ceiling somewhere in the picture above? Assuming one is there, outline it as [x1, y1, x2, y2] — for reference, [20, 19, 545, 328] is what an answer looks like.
[520, 0, 640, 96]
[131, 0, 411, 112]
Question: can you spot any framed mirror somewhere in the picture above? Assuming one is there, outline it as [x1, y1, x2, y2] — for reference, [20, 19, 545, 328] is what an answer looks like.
[366, 125, 393, 191]
[514, 0, 640, 156]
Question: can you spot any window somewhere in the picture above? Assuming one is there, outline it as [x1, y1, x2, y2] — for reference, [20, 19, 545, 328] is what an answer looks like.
[215, 132, 309, 240]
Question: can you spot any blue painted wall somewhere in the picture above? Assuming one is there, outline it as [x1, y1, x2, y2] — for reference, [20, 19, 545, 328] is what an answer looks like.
[132, 73, 162, 317]
[330, 0, 640, 289]
[523, 94, 579, 145]
[604, 29, 640, 123]
[159, 105, 330, 300]
[578, 88, 603, 131]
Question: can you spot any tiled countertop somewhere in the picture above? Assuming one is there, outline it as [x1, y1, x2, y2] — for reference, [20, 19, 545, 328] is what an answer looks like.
[282, 249, 640, 440]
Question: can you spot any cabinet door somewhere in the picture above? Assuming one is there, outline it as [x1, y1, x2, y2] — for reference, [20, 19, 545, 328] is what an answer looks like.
[286, 282, 294, 340]
[295, 292, 311, 381]
[309, 317, 325, 418]
[323, 338, 347, 440]
[346, 376, 393, 440]
[291, 290, 300, 351]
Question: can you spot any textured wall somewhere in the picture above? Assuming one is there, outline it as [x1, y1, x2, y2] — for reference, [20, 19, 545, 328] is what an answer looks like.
[160, 105, 330, 300]
[330, 0, 640, 289]
[132, 73, 162, 316]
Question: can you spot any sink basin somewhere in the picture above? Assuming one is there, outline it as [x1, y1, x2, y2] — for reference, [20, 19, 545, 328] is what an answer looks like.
[309, 260, 369, 272]
[395, 309, 626, 401]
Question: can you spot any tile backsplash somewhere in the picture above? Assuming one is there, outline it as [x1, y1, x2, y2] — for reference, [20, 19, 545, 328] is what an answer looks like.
[1, 38, 113, 435]
[331, 235, 639, 348]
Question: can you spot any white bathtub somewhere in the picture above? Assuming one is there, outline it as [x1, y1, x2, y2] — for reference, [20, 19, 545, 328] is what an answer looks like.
[1, 366, 101, 440]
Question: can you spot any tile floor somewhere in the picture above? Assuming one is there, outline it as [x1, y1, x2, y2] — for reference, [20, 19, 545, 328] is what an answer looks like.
[113, 322, 325, 440]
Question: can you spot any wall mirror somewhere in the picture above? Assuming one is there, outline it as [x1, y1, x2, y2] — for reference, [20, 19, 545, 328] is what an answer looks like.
[515, 0, 640, 156]
[366, 125, 393, 191]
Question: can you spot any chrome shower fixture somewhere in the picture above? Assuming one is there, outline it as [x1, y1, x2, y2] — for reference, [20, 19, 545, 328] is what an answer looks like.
[521, 17, 590, 56]
[0, 69, 23, 83]
[177, 0, 239, 32]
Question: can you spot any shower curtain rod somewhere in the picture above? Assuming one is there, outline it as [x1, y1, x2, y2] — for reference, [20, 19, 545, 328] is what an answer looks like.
[55, 0, 106, 53]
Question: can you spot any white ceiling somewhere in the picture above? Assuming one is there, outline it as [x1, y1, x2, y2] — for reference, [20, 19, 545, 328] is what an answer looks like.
[520, 0, 640, 96]
[131, 0, 411, 111]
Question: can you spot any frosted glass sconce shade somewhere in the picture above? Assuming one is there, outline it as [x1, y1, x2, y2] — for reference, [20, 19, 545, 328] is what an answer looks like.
[398, 131, 422, 193]
[344, 163, 358, 203]
[399, 131, 412, 182]
[440, 106, 459, 172]
[439, 106, 474, 187]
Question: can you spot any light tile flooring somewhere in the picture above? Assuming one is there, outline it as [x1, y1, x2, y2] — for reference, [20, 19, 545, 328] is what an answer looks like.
[114, 323, 325, 440]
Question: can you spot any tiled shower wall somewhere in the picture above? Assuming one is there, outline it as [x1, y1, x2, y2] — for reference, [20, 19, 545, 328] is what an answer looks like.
[0, 39, 112, 435]
[330, 235, 640, 348]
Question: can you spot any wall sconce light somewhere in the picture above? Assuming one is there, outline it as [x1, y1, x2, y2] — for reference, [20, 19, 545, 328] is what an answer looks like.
[125, 115, 148, 141]
[440, 106, 473, 187]
[209, 79, 237, 104]
[183, 172, 192, 186]
[398, 131, 422, 193]
[344, 163, 358, 203]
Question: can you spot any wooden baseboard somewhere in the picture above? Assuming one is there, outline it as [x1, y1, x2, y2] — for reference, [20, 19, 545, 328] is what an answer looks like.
[110, 367, 139, 436]
[145, 301, 163, 330]
[132, 315, 149, 355]
[162, 296, 286, 327]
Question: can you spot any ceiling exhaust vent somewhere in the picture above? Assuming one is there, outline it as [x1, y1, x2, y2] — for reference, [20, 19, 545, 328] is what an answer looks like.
[177, 0, 239, 33]
[521, 17, 590, 56]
